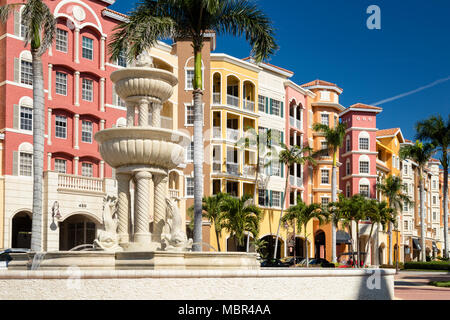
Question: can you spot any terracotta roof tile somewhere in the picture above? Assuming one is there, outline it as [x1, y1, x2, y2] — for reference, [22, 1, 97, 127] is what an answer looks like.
[376, 128, 400, 137]
[300, 79, 343, 91]
[103, 8, 128, 18]
[349, 103, 382, 111]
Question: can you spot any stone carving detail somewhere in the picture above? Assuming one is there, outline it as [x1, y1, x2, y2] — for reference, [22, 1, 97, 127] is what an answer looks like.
[161, 197, 193, 251]
[94, 195, 123, 252]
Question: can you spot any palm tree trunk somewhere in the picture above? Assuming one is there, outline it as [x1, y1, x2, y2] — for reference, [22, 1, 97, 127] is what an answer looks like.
[293, 221, 296, 267]
[192, 46, 204, 252]
[443, 161, 448, 259]
[331, 152, 338, 263]
[215, 229, 221, 252]
[356, 222, 360, 268]
[273, 166, 290, 259]
[30, 51, 45, 252]
[419, 173, 426, 262]
[388, 222, 393, 265]
[363, 223, 375, 267]
[304, 225, 309, 268]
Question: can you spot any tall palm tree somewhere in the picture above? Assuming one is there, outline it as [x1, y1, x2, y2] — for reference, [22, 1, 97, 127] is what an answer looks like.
[313, 122, 347, 262]
[400, 141, 434, 262]
[110, 0, 277, 252]
[273, 143, 315, 259]
[187, 193, 226, 251]
[416, 115, 450, 259]
[220, 194, 261, 250]
[376, 175, 412, 265]
[0, 1, 56, 251]
[282, 200, 326, 267]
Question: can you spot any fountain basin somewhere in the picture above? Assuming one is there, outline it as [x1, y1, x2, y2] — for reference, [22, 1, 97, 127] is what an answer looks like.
[111, 68, 178, 102]
[95, 127, 190, 170]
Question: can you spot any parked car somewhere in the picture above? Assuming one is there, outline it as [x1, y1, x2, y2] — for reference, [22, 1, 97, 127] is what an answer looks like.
[260, 258, 290, 268]
[337, 252, 366, 268]
[280, 257, 305, 266]
[298, 258, 335, 268]
[0, 248, 30, 269]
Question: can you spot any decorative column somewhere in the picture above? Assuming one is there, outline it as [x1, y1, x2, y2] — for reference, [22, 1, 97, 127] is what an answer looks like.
[74, 157, 79, 175]
[138, 99, 149, 127]
[134, 171, 152, 244]
[153, 174, 168, 242]
[152, 102, 163, 128]
[74, 28, 80, 64]
[116, 173, 131, 244]
[74, 71, 80, 106]
[100, 119, 105, 131]
[47, 108, 52, 146]
[100, 36, 106, 70]
[100, 77, 105, 112]
[99, 160, 105, 179]
[48, 64, 52, 100]
[47, 153, 52, 171]
[126, 103, 135, 127]
[74, 114, 80, 150]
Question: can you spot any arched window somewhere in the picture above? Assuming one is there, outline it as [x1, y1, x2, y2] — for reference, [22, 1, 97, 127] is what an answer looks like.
[359, 178, 370, 197]
[18, 97, 33, 132]
[346, 159, 351, 176]
[346, 183, 351, 198]
[358, 131, 370, 151]
[359, 155, 370, 174]
[346, 135, 351, 152]
[18, 142, 33, 177]
[19, 51, 33, 86]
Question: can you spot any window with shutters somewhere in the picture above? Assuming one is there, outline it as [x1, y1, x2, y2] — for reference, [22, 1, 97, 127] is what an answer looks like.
[21, 60, 33, 85]
[56, 28, 68, 52]
[55, 115, 67, 139]
[258, 96, 265, 112]
[272, 191, 281, 208]
[272, 161, 280, 177]
[20, 12, 28, 38]
[82, 36, 93, 60]
[20, 106, 32, 131]
[55, 159, 67, 174]
[258, 189, 268, 206]
[19, 152, 32, 176]
[55, 72, 67, 95]
[272, 99, 281, 117]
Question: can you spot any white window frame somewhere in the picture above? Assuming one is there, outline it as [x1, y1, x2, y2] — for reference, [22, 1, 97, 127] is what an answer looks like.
[359, 161, 369, 174]
[20, 106, 33, 131]
[55, 71, 67, 96]
[55, 115, 67, 139]
[185, 176, 194, 198]
[81, 162, 93, 177]
[321, 113, 329, 126]
[272, 191, 281, 208]
[19, 152, 33, 177]
[359, 184, 370, 197]
[82, 78, 93, 102]
[321, 169, 330, 185]
[81, 36, 94, 60]
[81, 120, 93, 143]
[20, 59, 33, 86]
[55, 158, 67, 174]
[55, 28, 68, 53]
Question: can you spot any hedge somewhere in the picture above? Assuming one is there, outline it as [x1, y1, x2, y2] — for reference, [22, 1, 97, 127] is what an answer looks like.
[404, 261, 450, 271]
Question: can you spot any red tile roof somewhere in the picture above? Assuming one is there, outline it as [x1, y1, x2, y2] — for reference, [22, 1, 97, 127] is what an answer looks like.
[349, 103, 382, 111]
[376, 128, 400, 137]
[300, 79, 343, 91]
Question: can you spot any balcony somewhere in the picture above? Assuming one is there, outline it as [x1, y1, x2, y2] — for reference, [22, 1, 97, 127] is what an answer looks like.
[289, 175, 295, 186]
[243, 99, 255, 112]
[227, 128, 239, 142]
[226, 162, 240, 175]
[212, 160, 222, 172]
[243, 165, 256, 177]
[227, 94, 239, 108]
[296, 177, 303, 187]
[58, 174, 105, 193]
[169, 189, 180, 199]
[213, 127, 222, 139]
[296, 120, 302, 130]
[212, 92, 221, 105]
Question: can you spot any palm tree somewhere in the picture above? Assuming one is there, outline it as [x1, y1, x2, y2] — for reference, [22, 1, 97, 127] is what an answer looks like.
[187, 193, 226, 251]
[312, 122, 347, 262]
[416, 115, 450, 259]
[376, 175, 412, 265]
[220, 194, 261, 250]
[110, 0, 277, 252]
[282, 200, 327, 267]
[273, 143, 315, 259]
[0, 1, 56, 251]
[400, 141, 434, 262]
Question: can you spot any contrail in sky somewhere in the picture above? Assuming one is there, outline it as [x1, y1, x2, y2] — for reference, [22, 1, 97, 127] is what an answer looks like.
[371, 76, 450, 106]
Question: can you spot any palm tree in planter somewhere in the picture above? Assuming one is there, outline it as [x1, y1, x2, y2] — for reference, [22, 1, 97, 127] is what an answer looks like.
[282, 200, 326, 267]
[377, 175, 413, 265]
[0, 1, 56, 251]
[399, 141, 434, 262]
[328, 195, 354, 264]
[220, 194, 261, 252]
[273, 143, 315, 259]
[416, 115, 450, 259]
[312, 122, 347, 262]
[110, 0, 277, 252]
[187, 193, 226, 251]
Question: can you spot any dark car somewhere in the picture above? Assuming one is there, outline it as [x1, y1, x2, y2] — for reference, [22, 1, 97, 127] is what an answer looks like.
[0, 248, 30, 269]
[260, 258, 290, 267]
[281, 257, 305, 266]
[299, 258, 335, 268]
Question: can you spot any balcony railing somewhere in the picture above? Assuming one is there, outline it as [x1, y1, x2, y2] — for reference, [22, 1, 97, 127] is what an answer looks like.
[58, 174, 104, 193]
[243, 99, 255, 112]
[296, 120, 302, 130]
[213, 127, 222, 139]
[227, 94, 239, 107]
[169, 189, 180, 199]
[213, 92, 221, 105]
[243, 165, 256, 177]
[226, 162, 239, 175]
[289, 175, 295, 186]
[296, 177, 303, 187]
[289, 116, 295, 127]
[227, 128, 239, 142]
[212, 161, 222, 172]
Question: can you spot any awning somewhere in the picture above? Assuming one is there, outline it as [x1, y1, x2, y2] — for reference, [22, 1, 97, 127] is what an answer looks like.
[432, 242, 438, 252]
[412, 238, 421, 251]
[336, 230, 352, 244]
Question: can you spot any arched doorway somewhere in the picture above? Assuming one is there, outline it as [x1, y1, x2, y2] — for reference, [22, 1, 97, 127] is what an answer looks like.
[259, 235, 284, 259]
[288, 237, 305, 258]
[226, 235, 255, 253]
[11, 211, 32, 248]
[379, 243, 386, 265]
[59, 214, 99, 251]
[314, 230, 326, 259]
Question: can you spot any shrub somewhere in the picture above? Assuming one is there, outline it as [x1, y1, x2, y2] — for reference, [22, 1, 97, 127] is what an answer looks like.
[380, 263, 404, 270]
[404, 261, 450, 271]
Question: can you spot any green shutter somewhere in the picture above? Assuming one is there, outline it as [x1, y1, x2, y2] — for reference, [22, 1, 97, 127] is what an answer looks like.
[280, 101, 284, 118]
[269, 190, 273, 207]
[12, 151, 18, 176]
[265, 97, 268, 113]
[281, 161, 284, 178]
[14, 58, 20, 83]
[14, 10, 20, 37]
[264, 190, 268, 206]
[281, 192, 284, 208]
[270, 99, 273, 115]
[13, 104, 19, 129]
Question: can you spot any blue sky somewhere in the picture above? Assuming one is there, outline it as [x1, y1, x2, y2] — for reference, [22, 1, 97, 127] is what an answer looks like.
[110, 0, 450, 141]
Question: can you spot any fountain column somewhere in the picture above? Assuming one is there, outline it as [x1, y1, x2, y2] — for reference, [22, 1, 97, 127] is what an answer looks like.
[116, 173, 131, 244]
[153, 173, 169, 242]
[152, 102, 163, 128]
[134, 171, 153, 245]
[126, 103, 136, 127]
[138, 99, 150, 127]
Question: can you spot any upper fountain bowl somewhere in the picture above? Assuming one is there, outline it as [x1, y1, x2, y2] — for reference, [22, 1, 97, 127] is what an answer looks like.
[111, 67, 178, 103]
